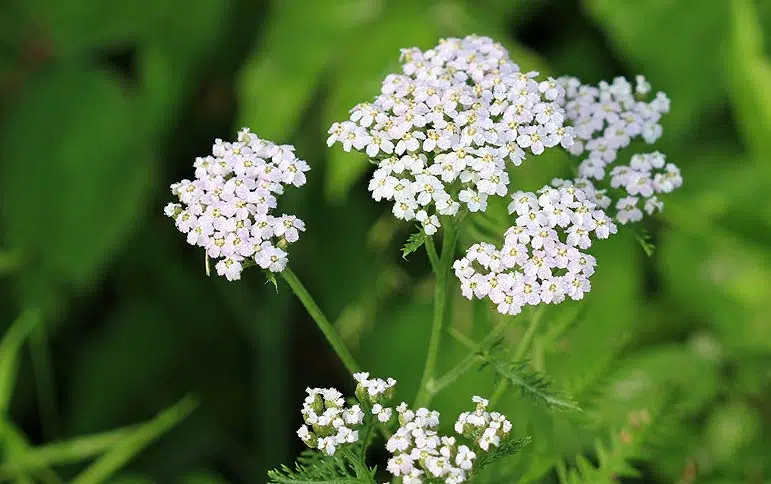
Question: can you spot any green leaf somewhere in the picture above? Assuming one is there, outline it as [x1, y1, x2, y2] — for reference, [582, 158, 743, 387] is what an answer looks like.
[1, 66, 155, 293]
[475, 435, 532, 470]
[323, 2, 439, 202]
[401, 230, 426, 260]
[726, 0, 771, 163]
[238, 0, 374, 140]
[70, 395, 198, 484]
[0, 310, 41, 415]
[267, 449, 371, 484]
[559, 396, 674, 484]
[488, 359, 582, 412]
[634, 229, 656, 257]
[0, 424, 136, 476]
[583, 0, 730, 135]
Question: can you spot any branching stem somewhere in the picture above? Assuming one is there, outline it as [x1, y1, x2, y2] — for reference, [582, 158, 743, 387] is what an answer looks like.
[414, 218, 458, 408]
[490, 306, 545, 407]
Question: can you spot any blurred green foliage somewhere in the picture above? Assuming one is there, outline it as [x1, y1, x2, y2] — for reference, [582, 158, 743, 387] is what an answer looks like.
[0, 0, 770, 482]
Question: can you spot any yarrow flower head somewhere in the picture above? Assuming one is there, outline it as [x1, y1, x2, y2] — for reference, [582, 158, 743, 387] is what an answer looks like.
[353, 371, 397, 404]
[296, 373, 397, 456]
[454, 396, 513, 451]
[164, 129, 309, 281]
[327, 35, 574, 233]
[553, 151, 682, 226]
[386, 396, 513, 483]
[297, 387, 364, 456]
[454, 183, 617, 315]
[558, 75, 670, 180]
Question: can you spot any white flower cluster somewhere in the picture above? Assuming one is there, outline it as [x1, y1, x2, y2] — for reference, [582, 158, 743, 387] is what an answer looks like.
[296, 373, 398, 455]
[552, 151, 683, 226]
[296, 387, 365, 456]
[559, 75, 670, 181]
[609, 152, 683, 224]
[387, 404, 476, 483]
[386, 396, 513, 483]
[164, 128, 309, 281]
[354, 372, 396, 404]
[454, 396, 513, 451]
[327, 35, 574, 234]
[354, 372, 397, 423]
[454, 184, 616, 315]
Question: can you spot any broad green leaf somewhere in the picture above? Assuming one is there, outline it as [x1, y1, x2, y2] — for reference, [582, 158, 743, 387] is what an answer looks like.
[0, 310, 40, 414]
[726, 0, 771, 163]
[238, 0, 375, 140]
[323, 2, 439, 202]
[71, 395, 198, 484]
[1, 66, 155, 292]
[583, 0, 730, 135]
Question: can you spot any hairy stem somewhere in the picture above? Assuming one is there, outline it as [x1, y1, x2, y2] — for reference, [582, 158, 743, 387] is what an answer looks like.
[490, 306, 545, 407]
[281, 267, 360, 374]
[414, 219, 458, 408]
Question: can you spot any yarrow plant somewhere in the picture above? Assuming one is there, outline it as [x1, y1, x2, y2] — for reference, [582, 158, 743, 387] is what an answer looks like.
[165, 34, 683, 483]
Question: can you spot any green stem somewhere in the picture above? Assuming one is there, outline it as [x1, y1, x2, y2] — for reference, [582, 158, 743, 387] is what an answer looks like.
[281, 268, 360, 374]
[448, 327, 477, 351]
[425, 235, 439, 273]
[429, 316, 511, 396]
[414, 219, 457, 408]
[490, 306, 545, 406]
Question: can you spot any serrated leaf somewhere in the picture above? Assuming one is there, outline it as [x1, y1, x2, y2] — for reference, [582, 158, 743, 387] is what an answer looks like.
[634, 229, 656, 257]
[267, 449, 371, 484]
[488, 359, 581, 412]
[401, 230, 426, 260]
[475, 435, 532, 470]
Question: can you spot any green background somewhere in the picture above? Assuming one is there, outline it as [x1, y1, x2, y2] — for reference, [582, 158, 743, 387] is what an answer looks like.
[1, 0, 770, 482]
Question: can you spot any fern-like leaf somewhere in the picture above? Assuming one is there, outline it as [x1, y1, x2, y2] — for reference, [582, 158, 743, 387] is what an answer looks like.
[489, 359, 582, 412]
[558, 395, 673, 484]
[267, 449, 374, 484]
[634, 229, 656, 257]
[475, 435, 533, 470]
[401, 229, 426, 260]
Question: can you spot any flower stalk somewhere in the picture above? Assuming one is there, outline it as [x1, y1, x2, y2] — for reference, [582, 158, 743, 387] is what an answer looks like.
[281, 267, 360, 374]
[414, 218, 458, 408]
